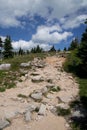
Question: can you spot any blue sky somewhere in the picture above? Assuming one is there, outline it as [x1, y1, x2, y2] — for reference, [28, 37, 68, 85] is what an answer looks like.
[0, 0, 87, 51]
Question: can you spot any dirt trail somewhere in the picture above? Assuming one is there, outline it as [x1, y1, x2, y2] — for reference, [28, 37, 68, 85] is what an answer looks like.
[0, 56, 79, 130]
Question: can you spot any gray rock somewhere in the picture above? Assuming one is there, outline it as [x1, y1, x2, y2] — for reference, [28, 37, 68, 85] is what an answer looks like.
[5, 111, 19, 119]
[20, 63, 30, 67]
[56, 103, 69, 110]
[31, 76, 44, 82]
[47, 94, 53, 99]
[38, 104, 46, 115]
[0, 119, 10, 129]
[26, 104, 37, 112]
[25, 111, 32, 122]
[0, 64, 11, 70]
[58, 94, 72, 103]
[31, 92, 42, 101]
[41, 87, 48, 94]
[72, 110, 85, 118]
[46, 84, 55, 89]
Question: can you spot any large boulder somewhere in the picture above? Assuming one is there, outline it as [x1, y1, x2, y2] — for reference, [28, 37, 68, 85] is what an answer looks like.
[0, 64, 11, 70]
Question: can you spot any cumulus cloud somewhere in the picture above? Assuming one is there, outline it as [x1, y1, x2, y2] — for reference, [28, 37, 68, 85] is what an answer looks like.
[12, 40, 51, 51]
[61, 14, 87, 29]
[11, 24, 73, 51]
[0, 0, 87, 50]
[0, 0, 87, 27]
[32, 25, 73, 44]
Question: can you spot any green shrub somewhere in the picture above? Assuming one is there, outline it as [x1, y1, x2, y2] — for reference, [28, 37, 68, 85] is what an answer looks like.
[63, 50, 81, 75]
[0, 87, 6, 92]
[56, 107, 71, 116]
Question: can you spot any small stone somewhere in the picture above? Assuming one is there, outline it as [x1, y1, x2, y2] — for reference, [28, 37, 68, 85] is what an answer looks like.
[41, 87, 48, 94]
[65, 123, 70, 128]
[25, 111, 32, 122]
[31, 92, 42, 101]
[38, 104, 46, 115]
[20, 63, 30, 67]
[56, 103, 69, 110]
[31, 76, 44, 82]
[26, 104, 37, 112]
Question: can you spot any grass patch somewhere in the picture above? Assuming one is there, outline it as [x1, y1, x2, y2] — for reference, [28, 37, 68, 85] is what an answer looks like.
[17, 94, 27, 98]
[0, 87, 6, 92]
[50, 86, 60, 92]
[0, 53, 46, 92]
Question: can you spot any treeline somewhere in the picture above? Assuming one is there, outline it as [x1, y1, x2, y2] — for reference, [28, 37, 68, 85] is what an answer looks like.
[0, 35, 62, 59]
[64, 20, 87, 78]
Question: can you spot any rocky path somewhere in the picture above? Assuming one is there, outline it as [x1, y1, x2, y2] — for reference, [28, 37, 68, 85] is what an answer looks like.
[0, 56, 79, 130]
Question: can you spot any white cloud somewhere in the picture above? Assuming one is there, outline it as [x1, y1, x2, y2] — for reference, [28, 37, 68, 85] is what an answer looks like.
[12, 40, 35, 50]
[0, 0, 87, 27]
[1, 24, 73, 51]
[12, 40, 51, 51]
[62, 14, 87, 29]
[32, 25, 73, 44]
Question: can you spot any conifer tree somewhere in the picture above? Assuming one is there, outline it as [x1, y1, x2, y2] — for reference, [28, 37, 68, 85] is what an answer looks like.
[3, 36, 13, 58]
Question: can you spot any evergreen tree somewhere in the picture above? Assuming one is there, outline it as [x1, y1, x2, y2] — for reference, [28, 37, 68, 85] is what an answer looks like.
[18, 47, 24, 55]
[49, 45, 56, 52]
[0, 37, 3, 54]
[77, 26, 87, 76]
[3, 36, 13, 58]
[64, 47, 67, 51]
[69, 38, 79, 50]
[0, 37, 3, 48]
[58, 49, 60, 52]
[31, 45, 43, 53]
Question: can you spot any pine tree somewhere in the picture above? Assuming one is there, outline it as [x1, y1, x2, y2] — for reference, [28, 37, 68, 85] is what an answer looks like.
[64, 47, 67, 51]
[3, 36, 13, 58]
[18, 47, 24, 55]
[77, 26, 87, 76]
[69, 38, 79, 51]
[49, 45, 56, 52]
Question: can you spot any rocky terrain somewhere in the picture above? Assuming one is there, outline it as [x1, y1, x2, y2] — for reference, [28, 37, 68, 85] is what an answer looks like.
[0, 56, 79, 130]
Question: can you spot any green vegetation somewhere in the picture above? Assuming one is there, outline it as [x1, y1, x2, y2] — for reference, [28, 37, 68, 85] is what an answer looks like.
[49, 45, 56, 52]
[64, 21, 87, 77]
[3, 36, 13, 58]
[64, 19, 87, 130]
[70, 78, 87, 130]
[50, 86, 60, 92]
[31, 45, 43, 53]
[0, 53, 47, 92]
[17, 94, 27, 98]
[68, 38, 79, 51]
[35, 107, 39, 112]
[78, 78, 87, 109]
[56, 107, 71, 116]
